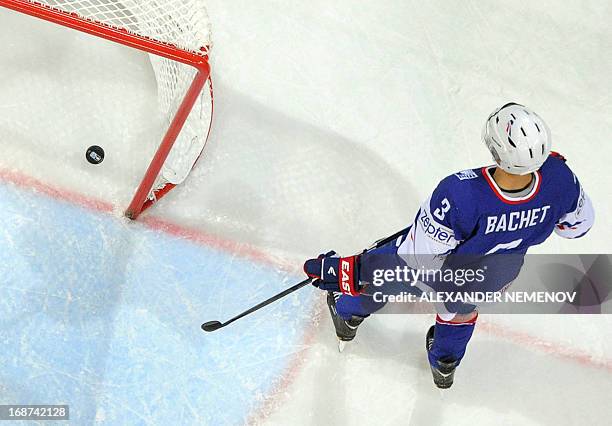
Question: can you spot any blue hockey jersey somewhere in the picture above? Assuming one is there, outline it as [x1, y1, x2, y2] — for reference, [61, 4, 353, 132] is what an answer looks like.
[341, 153, 596, 316]
[357, 153, 595, 297]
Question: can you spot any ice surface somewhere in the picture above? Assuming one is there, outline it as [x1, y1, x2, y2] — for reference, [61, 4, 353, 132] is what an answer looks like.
[0, 0, 611, 425]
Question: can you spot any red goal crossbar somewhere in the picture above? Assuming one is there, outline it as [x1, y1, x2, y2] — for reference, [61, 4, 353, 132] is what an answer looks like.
[0, 0, 212, 219]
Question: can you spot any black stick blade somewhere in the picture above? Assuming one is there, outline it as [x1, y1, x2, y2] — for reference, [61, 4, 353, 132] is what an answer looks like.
[201, 321, 223, 332]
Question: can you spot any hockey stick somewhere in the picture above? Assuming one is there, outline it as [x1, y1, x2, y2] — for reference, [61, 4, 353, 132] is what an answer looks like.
[201, 277, 313, 332]
[370, 225, 411, 249]
[201, 226, 411, 333]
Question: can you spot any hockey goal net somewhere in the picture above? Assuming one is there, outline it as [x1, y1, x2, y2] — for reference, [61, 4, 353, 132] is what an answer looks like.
[0, 0, 213, 219]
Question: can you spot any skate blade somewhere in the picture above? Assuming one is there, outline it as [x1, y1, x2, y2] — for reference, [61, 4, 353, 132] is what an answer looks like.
[338, 340, 347, 353]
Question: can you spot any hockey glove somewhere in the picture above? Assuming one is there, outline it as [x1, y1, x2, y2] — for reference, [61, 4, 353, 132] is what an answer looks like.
[303, 251, 364, 296]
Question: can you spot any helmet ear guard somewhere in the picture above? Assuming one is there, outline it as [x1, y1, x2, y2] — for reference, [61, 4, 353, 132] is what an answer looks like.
[490, 146, 502, 165]
[483, 104, 552, 175]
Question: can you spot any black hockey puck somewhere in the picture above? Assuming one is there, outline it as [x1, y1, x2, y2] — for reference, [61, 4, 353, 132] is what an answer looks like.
[86, 145, 105, 165]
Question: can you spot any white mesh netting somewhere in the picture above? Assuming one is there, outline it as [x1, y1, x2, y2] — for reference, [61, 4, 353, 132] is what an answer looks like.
[21, 0, 213, 192]
[27, 0, 212, 54]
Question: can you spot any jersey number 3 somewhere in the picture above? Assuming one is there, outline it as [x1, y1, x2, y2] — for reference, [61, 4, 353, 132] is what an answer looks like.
[434, 198, 451, 221]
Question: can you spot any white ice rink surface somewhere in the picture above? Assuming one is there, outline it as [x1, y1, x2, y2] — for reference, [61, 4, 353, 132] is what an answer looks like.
[1, 0, 612, 425]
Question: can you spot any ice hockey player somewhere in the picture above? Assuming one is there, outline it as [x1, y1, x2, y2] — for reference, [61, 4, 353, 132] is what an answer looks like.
[304, 103, 594, 388]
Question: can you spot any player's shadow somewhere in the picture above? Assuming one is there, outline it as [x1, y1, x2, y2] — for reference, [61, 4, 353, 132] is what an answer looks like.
[167, 80, 421, 258]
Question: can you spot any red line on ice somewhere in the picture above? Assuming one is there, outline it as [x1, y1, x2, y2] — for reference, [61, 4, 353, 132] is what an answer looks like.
[0, 167, 293, 270]
[0, 168, 115, 213]
[479, 320, 612, 373]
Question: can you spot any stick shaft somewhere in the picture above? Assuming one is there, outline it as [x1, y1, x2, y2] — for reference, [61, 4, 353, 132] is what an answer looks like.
[371, 226, 411, 249]
[216, 278, 312, 329]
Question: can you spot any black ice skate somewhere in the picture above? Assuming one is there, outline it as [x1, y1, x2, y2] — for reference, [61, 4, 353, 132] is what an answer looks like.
[426, 325, 458, 389]
[327, 292, 365, 352]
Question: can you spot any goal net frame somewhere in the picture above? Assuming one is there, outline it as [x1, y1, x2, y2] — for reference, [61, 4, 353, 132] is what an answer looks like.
[0, 0, 213, 219]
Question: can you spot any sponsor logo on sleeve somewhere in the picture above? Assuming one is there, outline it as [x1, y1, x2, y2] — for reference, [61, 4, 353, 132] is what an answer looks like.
[418, 208, 457, 247]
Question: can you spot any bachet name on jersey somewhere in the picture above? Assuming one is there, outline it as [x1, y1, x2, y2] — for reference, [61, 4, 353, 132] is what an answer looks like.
[485, 205, 551, 234]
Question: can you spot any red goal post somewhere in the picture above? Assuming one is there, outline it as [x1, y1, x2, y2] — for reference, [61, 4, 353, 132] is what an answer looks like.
[0, 0, 214, 219]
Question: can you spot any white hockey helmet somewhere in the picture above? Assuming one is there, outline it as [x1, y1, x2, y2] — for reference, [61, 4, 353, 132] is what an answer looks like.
[482, 103, 552, 175]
